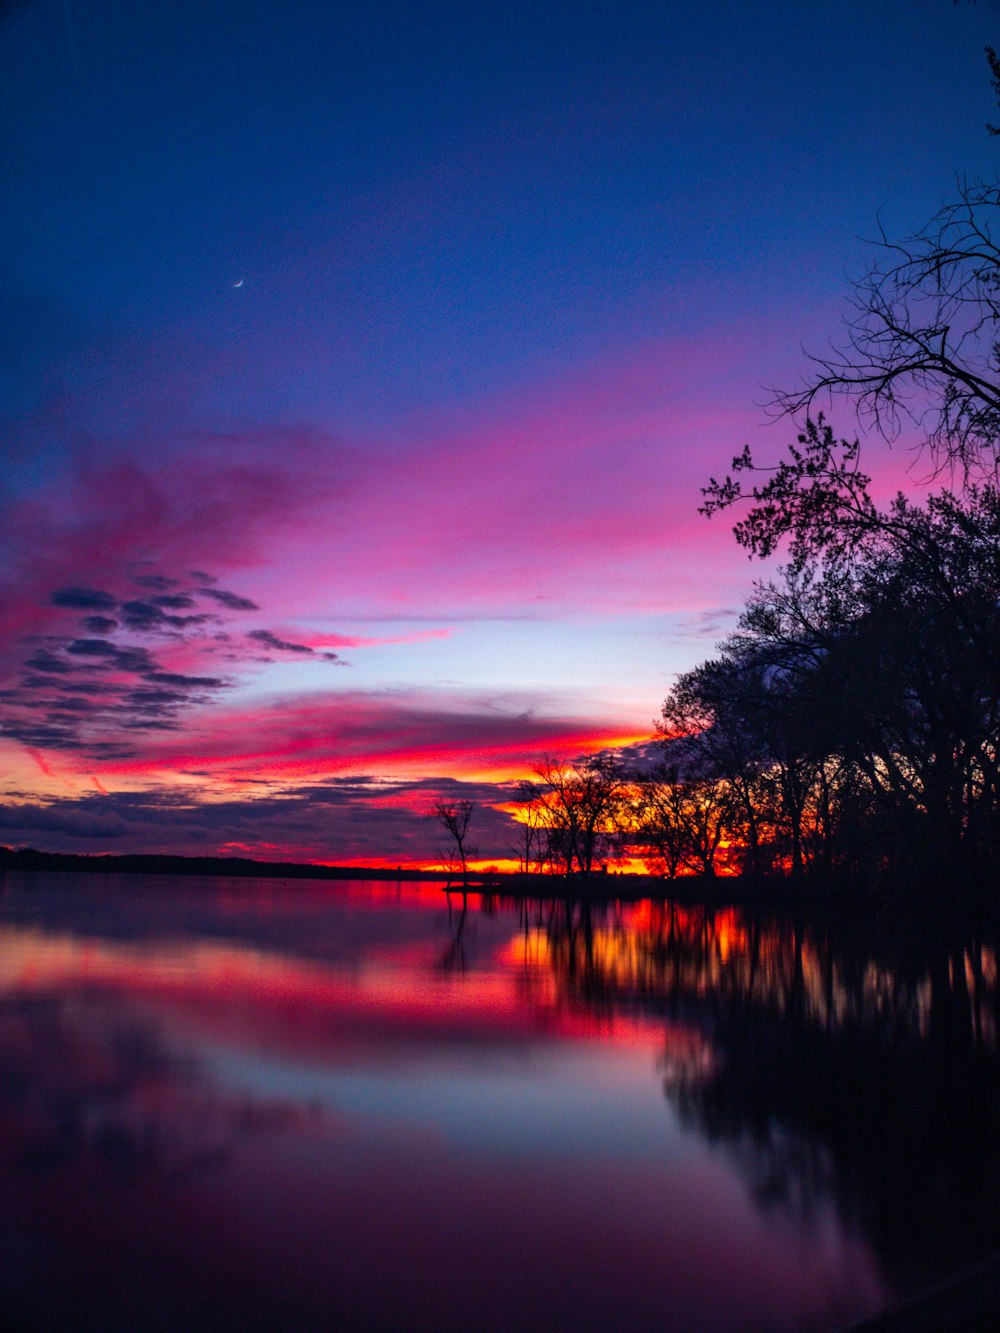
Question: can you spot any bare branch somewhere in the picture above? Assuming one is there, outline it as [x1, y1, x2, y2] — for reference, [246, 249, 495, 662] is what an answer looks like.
[772, 178, 1000, 480]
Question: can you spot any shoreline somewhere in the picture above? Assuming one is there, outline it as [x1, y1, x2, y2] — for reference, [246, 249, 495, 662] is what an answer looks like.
[3, 846, 997, 922]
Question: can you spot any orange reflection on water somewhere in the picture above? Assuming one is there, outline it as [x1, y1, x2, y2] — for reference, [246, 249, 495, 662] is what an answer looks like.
[0, 908, 683, 1063]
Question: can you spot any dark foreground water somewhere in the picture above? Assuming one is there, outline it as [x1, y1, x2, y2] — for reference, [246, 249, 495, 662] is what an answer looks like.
[1, 873, 998, 1331]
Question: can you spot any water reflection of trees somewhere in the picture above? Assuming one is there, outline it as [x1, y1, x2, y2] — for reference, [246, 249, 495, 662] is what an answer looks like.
[521, 896, 1000, 1295]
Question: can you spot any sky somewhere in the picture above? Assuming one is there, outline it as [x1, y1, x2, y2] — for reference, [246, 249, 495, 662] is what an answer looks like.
[1, 0, 998, 866]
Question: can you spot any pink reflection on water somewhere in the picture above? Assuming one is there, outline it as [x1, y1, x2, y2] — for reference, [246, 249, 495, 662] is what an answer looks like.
[0, 876, 890, 1331]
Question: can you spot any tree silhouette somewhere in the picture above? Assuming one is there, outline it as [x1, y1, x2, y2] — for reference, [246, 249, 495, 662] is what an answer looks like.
[510, 780, 545, 874]
[988, 45, 1000, 136]
[431, 798, 476, 888]
[522, 755, 626, 877]
[763, 51, 1000, 480]
[679, 460, 1000, 891]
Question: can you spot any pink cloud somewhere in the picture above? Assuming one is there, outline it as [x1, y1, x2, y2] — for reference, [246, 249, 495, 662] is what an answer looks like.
[2, 330, 783, 660]
[1, 325, 847, 787]
[85, 690, 647, 782]
[0, 426, 355, 657]
[233, 339, 775, 621]
[286, 627, 455, 651]
[5, 319, 940, 663]
[25, 748, 55, 778]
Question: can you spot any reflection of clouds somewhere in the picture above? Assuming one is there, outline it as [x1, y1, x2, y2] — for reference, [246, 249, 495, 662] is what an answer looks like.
[0, 900, 667, 1089]
[0, 989, 197, 1181]
[0, 985, 307, 1187]
[6, 878, 1000, 1307]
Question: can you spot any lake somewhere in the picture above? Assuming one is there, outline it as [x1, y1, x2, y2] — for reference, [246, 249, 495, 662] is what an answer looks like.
[0, 871, 997, 1331]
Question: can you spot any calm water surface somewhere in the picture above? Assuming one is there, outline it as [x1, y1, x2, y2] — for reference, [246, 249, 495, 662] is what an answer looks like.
[1, 872, 998, 1331]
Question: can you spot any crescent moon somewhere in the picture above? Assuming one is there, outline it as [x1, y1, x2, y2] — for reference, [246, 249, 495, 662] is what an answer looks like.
[233, 278, 244, 288]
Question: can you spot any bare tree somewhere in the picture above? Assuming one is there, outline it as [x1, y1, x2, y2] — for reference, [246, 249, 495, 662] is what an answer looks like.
[431, 799, 476, 888]
[775, 180, 1000, 479]
[510, 780, 545, 875]
[631, 773, 688, 880]
[989, 45, 1000, 138]
[524, 754, 626, 877]
[770, 52, 1000, 480]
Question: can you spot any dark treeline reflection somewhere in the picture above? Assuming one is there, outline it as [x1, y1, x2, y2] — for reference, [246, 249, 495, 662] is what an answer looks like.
[507, 892, 1000, 1295]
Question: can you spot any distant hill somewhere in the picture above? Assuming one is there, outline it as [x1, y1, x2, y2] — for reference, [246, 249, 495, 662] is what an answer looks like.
[0, 846, 446, 882]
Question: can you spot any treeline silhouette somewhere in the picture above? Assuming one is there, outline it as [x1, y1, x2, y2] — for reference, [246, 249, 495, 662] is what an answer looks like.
[632, 70, 1000, 899]
[656, 438, 1000, 893]
[512, 456, 1000, 899]
[516, 432, 1000, 896]
[513, 75, 1000, 897]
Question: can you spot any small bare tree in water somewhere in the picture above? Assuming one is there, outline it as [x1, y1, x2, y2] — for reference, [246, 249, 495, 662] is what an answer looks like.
[432, 798, 476, 888]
